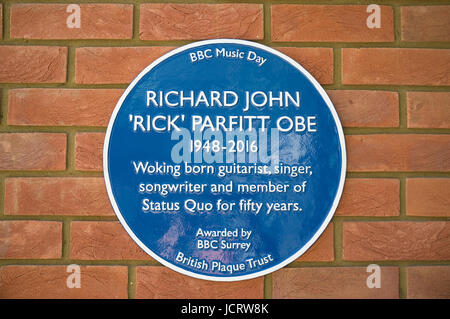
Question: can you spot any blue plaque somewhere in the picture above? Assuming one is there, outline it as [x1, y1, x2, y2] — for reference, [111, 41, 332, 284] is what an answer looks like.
[104, 39, 346, 281]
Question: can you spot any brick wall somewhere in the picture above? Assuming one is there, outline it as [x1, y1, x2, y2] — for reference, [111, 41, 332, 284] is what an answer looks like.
[0, 1, 449, 299]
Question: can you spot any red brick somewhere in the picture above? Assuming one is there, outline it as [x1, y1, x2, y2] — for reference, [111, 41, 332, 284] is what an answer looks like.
[406, 178, 450, 217]
[4, 177, 113, 216]
[0, 221, 62, 259]
[8, 89, 122, 127]
[10, 4, 133, 39]
[407, 266, 450, 299]
[346, 134, 450, 172]
[328, 90, 399, 127]
[277, 47, 333, 84]
[0, 265, 128, 298]
[140, 3, 263, 40]
[407, 92, 450, 128]
[336, 179, 400, 216]
[272, 5, 394, 42]
[75, 133, 105, 171]
[0, 133, 66, 171]
[273, 267, 399, 299]
[0, 46, 67, 83]
[136, 266, 264, 298]
[75, 47, 174, 84]
[296, 223, 334, 262]
[342, 48, 450, 86]
[343, 221, 450, 261]
[402, 6, 450, 42]
[70, 221, 150, 260]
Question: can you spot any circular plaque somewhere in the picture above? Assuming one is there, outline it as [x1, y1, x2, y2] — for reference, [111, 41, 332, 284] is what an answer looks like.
[104, 39, 346, 281]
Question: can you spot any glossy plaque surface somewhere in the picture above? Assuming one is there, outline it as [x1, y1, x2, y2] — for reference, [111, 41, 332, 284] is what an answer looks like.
[104, 40, 346, 281]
